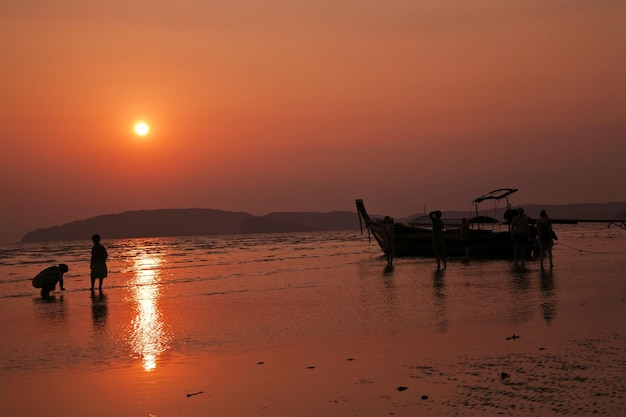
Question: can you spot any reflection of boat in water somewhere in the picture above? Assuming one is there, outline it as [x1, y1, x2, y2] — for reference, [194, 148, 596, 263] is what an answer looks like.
[356, 188, 537, 258]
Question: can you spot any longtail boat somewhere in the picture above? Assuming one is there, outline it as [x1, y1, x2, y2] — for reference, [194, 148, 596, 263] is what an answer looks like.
[356, 188, 534, 259]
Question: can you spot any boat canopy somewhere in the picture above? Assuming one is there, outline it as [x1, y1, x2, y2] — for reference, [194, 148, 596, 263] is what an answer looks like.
[472, 188, 518, 204]
[408, 216, 465, 227]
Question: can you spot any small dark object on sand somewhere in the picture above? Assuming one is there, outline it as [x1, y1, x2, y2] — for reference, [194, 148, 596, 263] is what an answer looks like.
[347, 357, 356, 361]
[186, 391, 205, 398]
[500, 372, 510, 380]
[257, 361, 264, 365]
[397, 386, 408, 391]
[506, 334, 520, 340]
[307, 366, 316, 369]
[421, 395, 429, 400]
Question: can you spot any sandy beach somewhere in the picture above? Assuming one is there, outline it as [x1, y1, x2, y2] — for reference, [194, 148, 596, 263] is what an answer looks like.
[3, 313, 624, 417]
[1, 228, 625, 416]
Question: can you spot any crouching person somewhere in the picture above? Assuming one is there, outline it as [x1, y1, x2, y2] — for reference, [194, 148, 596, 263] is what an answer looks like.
[32, 264, 68, 298]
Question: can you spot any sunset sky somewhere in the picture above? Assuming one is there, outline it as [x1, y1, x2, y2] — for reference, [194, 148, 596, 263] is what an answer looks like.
[1, 0, 625, 243]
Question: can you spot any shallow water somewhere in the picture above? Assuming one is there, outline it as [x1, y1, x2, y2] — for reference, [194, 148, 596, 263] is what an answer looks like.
[0, 226, 625, 416]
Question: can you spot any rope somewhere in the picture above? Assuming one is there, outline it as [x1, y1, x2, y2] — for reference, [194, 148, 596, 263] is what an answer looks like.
[556, 241, 624, 255]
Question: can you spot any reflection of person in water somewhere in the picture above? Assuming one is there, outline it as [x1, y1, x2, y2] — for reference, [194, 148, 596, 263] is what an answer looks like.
[540, 269, 557, 324]
[91, 291, 108, 329]
[432, 269, 448, 332]
[32, 264, 68, 298]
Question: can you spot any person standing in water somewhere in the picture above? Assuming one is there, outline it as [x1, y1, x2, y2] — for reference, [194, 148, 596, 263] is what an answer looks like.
[382, 216, 394, 267]
[429, 210, 447, 270]
[511, 208, 530, 267]
[536, 209, 556, 269]
[90, 234, 108, 291]
[459, 217, 471, 259]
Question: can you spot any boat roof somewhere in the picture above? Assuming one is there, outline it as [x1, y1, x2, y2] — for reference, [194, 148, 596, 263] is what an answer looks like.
[408, 216, 465, 226]
[472, 188, 518, 203]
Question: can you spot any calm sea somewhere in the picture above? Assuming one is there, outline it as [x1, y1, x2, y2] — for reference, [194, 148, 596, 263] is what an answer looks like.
[0, 226, 624, 374]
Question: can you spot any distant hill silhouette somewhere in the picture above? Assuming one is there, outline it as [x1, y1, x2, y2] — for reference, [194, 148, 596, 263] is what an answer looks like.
[21, 209, 359, 242]
[518, 202, 626, 221]
[20, 202, 626, 243]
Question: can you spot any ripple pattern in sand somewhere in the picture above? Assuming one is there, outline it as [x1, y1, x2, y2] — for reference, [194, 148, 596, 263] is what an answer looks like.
[405, 332, 625, 416]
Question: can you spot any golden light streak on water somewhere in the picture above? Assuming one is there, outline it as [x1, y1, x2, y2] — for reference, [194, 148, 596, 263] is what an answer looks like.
[128, 251, 170, 371]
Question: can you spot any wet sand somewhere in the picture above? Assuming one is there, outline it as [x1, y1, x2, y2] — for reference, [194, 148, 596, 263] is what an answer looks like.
[2, 291, 624, 417]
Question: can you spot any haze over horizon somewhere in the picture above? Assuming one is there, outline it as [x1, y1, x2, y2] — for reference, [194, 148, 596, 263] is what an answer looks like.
[2, 0, 625, 243]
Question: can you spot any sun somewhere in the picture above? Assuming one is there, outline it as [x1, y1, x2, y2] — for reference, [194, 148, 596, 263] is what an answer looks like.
[134, 122, 150, 136]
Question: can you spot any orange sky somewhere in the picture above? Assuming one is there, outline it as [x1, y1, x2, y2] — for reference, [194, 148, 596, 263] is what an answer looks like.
[1, 0, 625, 242]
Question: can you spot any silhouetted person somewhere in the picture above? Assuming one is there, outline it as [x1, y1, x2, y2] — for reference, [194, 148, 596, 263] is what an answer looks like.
[536, 209, 556, 269]
[429, 210, 447, 269]
[90, 234, 108, 291]
[511, 207, 529, 266]
[382, 216, 394, 267]
[459, 217, 470, 259]
[32, 264, 68, 298]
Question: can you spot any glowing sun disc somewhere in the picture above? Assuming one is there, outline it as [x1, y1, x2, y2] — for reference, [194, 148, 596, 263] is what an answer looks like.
[134, 122, 150, 136]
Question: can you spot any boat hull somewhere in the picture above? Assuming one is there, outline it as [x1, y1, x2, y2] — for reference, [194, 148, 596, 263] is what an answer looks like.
[368, 223, 531, 258]
[356, 198, 536, 259]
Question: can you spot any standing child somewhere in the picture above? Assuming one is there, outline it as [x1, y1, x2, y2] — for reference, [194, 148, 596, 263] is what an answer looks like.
[90, 234, 108, 291]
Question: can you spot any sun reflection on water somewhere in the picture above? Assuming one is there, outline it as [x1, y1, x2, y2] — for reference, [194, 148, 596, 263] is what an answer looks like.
[128, 251, 170, 371]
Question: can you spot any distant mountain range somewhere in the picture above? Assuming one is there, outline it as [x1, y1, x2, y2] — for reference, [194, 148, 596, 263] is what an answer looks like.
[21, 209, 360, 242]
[21, 202, 626, 243]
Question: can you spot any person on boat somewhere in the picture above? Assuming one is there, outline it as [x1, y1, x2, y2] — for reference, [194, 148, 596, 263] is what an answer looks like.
[510, 208, 530, 266]
[459, 218, 470, 259]
[32, 264, 68, 298]
[429, 210, 447, 269]
[536, 209, 556, 269]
